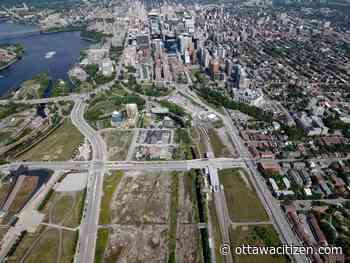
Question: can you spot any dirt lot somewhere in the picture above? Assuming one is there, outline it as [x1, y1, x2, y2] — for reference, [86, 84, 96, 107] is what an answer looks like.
[137, 129, 172, 144]
[110, 171, 171, 224]
[100, 129, 134, 160]
[2, 175, 39, 224]
[106, 224, 168, 262]
[99, 171, 201, 263]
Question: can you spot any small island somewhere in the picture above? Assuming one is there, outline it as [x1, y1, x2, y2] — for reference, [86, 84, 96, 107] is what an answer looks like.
[0, 44, 24, 71]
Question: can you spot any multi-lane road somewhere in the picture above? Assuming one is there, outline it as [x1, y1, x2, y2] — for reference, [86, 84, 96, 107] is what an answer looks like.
[71, 99, 107, 263]
[0, 61, 315, 263]
[176, 83, 309, 263]
[0, 158, 245, 173]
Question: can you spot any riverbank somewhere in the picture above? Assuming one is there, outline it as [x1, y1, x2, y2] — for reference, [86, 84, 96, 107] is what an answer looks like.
[0, 22, 90, 96]
[0, 58, 19, 71]
[40, 25, 86, 35]
[0, 43, 24, 71]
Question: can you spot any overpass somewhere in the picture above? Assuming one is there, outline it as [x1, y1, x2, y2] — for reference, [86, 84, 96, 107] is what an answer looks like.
[0, 94, 81, 105]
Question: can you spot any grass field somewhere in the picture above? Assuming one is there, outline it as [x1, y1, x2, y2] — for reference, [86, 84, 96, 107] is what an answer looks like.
[95, 228, 109, 263]
[25, 229, 60, 263]
[99, 171, 123, 225]
[219, 169, 269, 222]
[41, 190, 85, 228]
[17, 120, 83, 161]
[0, 131, 11, 145]
[101, 130, 134, 160]
[208, 129, 231, 158]
[0, 181, 12, 207]
[209, 200, 223, 263]
[229, 225, 288, 263]
[8, 228, 77, 263]
[168, 172, 179, 263]
[51, 195, 74, 223]
[95, 171, 123, 263]
[62, 191, 85, 228]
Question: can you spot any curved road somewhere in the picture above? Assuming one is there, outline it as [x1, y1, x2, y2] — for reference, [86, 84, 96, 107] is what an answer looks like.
[71, 98, 107, 263]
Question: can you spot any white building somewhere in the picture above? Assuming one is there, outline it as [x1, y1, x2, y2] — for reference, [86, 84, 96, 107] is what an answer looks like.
[100, 58, 114, 77]
[233, 88, 265, 107]
[85, 48, 109, 65]
[296, 112, 329, 136]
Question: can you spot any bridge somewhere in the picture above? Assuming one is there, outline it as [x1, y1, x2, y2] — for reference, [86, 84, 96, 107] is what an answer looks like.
[0, 29, 41, 40]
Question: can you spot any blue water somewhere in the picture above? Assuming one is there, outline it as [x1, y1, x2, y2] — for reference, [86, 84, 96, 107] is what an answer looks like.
[0, 22, 90, 96]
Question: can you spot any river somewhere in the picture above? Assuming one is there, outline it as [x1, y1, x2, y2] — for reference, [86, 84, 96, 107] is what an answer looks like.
[0, 21, 91, 96]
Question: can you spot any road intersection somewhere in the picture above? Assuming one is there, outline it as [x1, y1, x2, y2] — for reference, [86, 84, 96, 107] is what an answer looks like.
[0, 75, 316, 263]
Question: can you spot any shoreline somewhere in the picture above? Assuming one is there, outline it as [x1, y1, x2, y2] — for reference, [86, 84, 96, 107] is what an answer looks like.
[0, 46, 24, 72]
[0, 57, 19, 71]
[0, 21, 90, 97]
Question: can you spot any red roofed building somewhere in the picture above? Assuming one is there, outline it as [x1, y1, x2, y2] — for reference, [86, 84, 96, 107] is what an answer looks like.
[258, 161, 281, 174]
[308, 214, 328, 246]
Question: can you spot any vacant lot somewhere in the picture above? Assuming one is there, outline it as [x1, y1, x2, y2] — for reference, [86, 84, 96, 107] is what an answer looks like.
[110, 171, 171, 224]
[17, 120, 83, 161]
[96, 170, 201, 263]
[209, 200, 223, 263]
[8, 183, 82, 262]
[100, 130, 134, 161]
[0, 131, 11, 145]
[0, 181, 13, 207]
[41, 190, 85, 228]
[230, 225, 288, 263]
[208, 128, 232, 158]
[219, 169, 268, 222]
[175, 171, 201, 263]
[8, 227, 77, 263]
[99, 171, 123, 225]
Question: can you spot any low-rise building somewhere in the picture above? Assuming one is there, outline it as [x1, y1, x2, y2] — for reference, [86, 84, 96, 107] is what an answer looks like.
[233, 88, 265, 107]
[258, 162, 281, 174]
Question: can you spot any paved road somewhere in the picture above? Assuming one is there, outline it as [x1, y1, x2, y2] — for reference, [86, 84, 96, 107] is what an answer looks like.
[0, 94, 81, 105]
[71, 99, 106, 263]
[208, 166, 233, 263]
[0, 158, 245, 172]
[198, 124, 232, 263]
[221, 108, 309, 263]
[178, 84, 309, 263]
